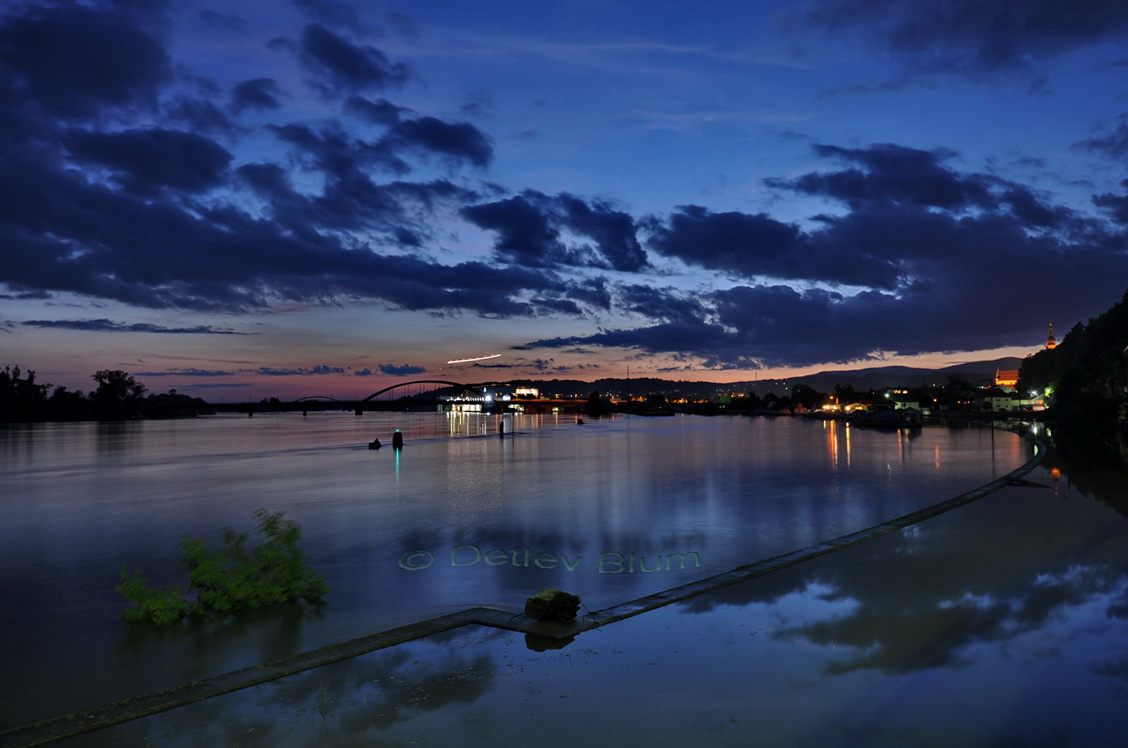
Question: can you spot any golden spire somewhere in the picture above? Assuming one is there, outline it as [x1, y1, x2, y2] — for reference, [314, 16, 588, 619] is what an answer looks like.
[1045, 323, 1057, 350]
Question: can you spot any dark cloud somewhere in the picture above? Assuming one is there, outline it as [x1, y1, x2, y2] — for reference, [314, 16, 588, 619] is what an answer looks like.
[231, 78, 284, 113]
[1075, 121, 1128, 160]
[1093, 182, 1128, 225]
[2, 0, 1126, 375]
[345, 96, 410, 126]
[619, 284, 709, 325]
[534, 277, 620, 316]
[345, 99, 493, 169]
[460, 90, 494, 118]
[461, 194, 567, 268]
[257, 365, 346, 376]
[134, 368, 235, 377]
[384, 117, 493, 167]
[384, 179, 476, 209]
[710, 284, 902, 366]
[379, 363, 426, 376]
[462, 191, 647, 271]
[646, 201, 913, 291]
[645, 205, 805, 276]
[22, 319, 250, 335]
[768, 143, 995, 211]
[0, 4, 618, 332]
[799, 0, 1128, 76]
[531, 198, 1128, 366]
[239, 123, 481, 241]
[528, 321, 760, 369]
[0, 290, 49, 301]
[528, 142, 1128, 367]
[0, 1, 171, 121]
[65, 128, 232, 195]
[138, 364, 380, 377]
[293, 23, 410, 96]
[557, 194, 647, 272]
[566, 278, 613, 311]
[0, 133, 568, 316]
[791, 144, 1065, 228]
[165, 96, 236, 136]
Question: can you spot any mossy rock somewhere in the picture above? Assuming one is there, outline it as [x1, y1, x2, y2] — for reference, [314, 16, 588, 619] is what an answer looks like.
[523, 588, 581, 621]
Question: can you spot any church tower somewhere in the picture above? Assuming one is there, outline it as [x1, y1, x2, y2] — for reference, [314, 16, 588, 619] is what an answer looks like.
[1045, 323, 1057, 350]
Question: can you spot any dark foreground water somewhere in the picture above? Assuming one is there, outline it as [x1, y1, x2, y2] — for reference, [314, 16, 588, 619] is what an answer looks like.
[71, 446, 1126, 748]
[0, 412, 1029, 736]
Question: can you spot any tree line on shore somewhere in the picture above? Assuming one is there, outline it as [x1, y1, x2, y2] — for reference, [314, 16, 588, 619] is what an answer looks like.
[0, 367, 210, 422]
[1018, 289, 1128, 459]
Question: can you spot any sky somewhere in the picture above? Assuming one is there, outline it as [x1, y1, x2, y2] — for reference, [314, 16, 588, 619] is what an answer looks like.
[2, 0, 1128, 402]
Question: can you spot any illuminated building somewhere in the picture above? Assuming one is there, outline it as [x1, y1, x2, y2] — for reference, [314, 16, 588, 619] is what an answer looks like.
[994, 369, 1019, 387]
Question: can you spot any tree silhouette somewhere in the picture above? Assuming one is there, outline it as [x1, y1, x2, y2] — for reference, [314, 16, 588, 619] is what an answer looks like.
[91, 369, 147, 420]
[0, 366, 49, 421]
[1019, 289, 1128, 456]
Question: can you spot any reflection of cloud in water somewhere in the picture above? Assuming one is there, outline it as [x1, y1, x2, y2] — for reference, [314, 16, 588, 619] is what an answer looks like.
[798, 561, 1127, 676]
[96, 630, 505, 747]
[675, 462, 1128, 680]
[53, 460, 1128, 747]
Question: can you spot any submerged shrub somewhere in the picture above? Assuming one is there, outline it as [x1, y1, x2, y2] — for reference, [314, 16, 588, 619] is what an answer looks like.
[116, 510, 328, 625]
[115, 568, 191, 625]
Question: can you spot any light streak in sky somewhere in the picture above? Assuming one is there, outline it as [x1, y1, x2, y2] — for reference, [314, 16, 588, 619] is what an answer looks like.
[446, 353, 502, 364]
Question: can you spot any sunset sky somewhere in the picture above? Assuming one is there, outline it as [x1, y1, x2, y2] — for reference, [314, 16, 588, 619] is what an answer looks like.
[2, 0, 1128, 401]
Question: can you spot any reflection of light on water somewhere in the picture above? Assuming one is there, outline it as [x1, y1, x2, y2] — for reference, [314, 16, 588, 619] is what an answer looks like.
[824, 421, 852, 470]
[0, 412, 1048, 735]
[896, 428, 912, 465]
[447, 410, 490, 437]
[826, 421, 838, 470]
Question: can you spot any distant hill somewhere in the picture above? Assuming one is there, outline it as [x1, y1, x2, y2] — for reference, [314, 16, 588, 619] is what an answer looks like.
[789, 357, 1024, 393]
[501, 356, 1025, 399]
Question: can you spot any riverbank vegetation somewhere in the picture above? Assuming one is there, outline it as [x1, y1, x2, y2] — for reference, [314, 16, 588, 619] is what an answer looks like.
[0, 366, 209, 421]
[116, 510, 328, 625]
[1020, 289, 1128, 460]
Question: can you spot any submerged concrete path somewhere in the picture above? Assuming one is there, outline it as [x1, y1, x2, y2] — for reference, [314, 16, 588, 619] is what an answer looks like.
[0, 435, 1046, 748]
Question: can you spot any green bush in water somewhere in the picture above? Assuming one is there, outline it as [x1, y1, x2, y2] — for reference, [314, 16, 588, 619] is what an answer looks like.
[116, 509, 328, 625]
[115, 568, 191, 625]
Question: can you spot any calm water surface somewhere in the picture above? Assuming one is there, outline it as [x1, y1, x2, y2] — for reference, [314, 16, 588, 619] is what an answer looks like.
[0, 412, 1026, 728]
[91, 454, 1125, 748]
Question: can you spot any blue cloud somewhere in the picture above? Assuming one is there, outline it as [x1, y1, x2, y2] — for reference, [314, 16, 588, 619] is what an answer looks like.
[378, 363, 426, 376]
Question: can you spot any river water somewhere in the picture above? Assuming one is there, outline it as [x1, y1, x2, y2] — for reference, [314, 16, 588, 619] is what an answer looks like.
[0, 412, 1028, 729]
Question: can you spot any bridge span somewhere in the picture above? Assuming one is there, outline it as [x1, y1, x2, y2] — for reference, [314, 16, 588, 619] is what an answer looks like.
[360, 380, 484, 403]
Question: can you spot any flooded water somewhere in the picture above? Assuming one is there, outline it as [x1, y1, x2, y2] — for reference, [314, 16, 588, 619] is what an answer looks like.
[77, 452, 1123, 748]
[0, 412, 1028, 730]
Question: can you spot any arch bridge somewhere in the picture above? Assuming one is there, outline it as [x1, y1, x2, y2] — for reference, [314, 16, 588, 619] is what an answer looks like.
[360, 380, 484, 404]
